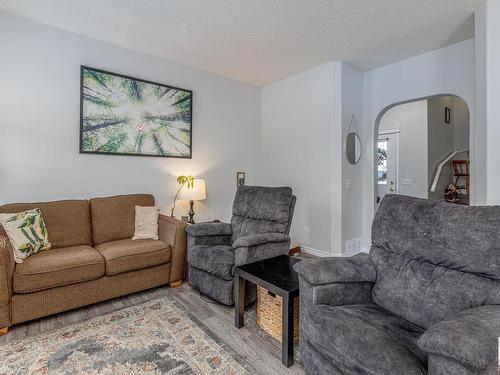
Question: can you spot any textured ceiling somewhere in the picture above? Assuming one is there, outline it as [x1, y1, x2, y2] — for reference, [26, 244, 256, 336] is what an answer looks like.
[0, 0, 484, 86]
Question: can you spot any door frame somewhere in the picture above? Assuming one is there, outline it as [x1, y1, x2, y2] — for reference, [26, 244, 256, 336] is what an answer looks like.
[377, 128, 400, 201]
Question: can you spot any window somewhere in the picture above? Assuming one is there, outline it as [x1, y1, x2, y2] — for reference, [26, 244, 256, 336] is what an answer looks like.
[378, 140, 388, 185]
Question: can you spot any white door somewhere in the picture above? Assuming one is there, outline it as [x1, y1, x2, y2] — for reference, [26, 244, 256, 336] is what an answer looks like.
[377, 132, 398, 204]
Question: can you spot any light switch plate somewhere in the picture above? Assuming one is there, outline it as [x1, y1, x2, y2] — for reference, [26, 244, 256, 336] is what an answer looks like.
[402, 178, 412, 185]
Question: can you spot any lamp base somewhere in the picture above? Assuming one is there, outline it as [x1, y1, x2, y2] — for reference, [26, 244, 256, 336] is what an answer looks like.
[188, 200, 195, 224]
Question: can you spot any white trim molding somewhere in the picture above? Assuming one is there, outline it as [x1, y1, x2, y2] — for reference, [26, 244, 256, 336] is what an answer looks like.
[430, 149, 469, 192]
[300, 245, 342, 257]
[378, 130, 401, 195]
[378, 127, 401, 135]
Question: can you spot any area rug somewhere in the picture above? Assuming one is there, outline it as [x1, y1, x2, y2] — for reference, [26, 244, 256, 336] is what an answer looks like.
[0, 295, 253, 374]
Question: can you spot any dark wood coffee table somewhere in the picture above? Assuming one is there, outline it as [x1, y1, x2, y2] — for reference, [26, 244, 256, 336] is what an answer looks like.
[234, 254, 302, 367]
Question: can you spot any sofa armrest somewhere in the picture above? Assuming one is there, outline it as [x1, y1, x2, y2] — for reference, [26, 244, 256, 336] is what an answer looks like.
[293, 253, 376, 286]
[418, 305, 500, 370]
[185, 222, 232, 237]
[0, 227, 14, 327]
[158, 215, 188, 283]
[232, 232, 289, 249]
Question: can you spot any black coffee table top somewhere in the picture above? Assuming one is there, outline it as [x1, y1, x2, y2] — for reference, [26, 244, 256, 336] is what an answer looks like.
[235, 255, 302, 295]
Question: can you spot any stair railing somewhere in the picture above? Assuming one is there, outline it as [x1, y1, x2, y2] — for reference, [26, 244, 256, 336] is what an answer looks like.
[430, 149, 469, 192]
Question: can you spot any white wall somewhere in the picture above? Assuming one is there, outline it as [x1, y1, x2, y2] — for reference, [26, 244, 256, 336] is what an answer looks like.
[427, 96, 454, 201]
[475, 1, 500, 205]
[261, 61, 365, 256]
[0, 12, 486, 257]
[484, 1, 500, 206]
[261, 62, 336, 254]
[379, 100, 428, 198]
[330, 62, 343, 255]
[0, 12, 262, 222]
[427, 96, 470, 201]
[452, 96, 470, 151]
[340, 63, 365, 255]
[362, 39, 477, 247]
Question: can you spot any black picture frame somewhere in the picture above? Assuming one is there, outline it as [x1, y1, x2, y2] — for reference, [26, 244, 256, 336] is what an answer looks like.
[445, 107, 451, 124]
[80, 66, 193, 158]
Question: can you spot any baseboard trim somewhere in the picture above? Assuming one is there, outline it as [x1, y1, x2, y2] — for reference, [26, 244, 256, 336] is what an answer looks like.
[345, 246, 371, 257]
[300, 246, 342, 257]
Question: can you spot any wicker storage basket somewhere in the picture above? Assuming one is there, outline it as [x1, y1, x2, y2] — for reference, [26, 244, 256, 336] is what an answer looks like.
[256, 286, 299, 343]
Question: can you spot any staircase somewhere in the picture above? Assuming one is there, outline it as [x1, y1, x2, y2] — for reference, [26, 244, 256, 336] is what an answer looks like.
[452, 160, 469, 205]
[430, 150, 470, 205]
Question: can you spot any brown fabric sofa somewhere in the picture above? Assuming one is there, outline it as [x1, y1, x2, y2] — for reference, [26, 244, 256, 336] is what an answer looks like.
[0, 194, 187, 333]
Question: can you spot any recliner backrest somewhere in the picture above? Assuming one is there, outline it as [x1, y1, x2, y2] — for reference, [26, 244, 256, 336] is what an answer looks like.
[370, 194, 500, 329]
[230, 186, 296, 244]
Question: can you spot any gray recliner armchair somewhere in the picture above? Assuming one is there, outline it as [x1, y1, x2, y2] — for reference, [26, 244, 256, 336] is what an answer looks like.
[187, 186, 296, 305]
[295, 195, 500, 375]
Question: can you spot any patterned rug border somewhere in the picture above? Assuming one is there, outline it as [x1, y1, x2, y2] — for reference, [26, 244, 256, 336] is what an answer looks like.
[0, 292, 259, 374]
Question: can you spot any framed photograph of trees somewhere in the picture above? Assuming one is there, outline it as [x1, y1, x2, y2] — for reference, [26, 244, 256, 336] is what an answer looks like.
[80, 66, 192, 158]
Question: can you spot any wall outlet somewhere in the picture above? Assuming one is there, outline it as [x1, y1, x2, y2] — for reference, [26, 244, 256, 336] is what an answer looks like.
[304, 225, 310, 236]
[346, 179, 352, 189]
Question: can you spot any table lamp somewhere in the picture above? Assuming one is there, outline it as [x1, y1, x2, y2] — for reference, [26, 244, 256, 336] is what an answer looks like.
[178, 179, 206, 223]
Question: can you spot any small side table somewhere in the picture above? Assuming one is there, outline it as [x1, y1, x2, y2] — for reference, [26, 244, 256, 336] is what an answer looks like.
[234, 255, 302, 367]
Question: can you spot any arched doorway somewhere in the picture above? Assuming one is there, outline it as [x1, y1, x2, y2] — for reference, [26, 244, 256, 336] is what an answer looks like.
[374, 94, 470, 207]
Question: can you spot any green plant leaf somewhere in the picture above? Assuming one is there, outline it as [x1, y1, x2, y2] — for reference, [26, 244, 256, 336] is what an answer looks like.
[18, 243, 31, 253]
[120, 78, 146, 103]
[29, 226, 42, 243]
[20, 227, 36, 246]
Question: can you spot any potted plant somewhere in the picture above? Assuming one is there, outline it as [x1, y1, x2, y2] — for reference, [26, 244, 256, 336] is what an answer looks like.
[170, 175, 194, 217]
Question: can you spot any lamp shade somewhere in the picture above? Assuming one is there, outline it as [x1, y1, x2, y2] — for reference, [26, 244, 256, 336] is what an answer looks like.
[178, 179, 206, 201]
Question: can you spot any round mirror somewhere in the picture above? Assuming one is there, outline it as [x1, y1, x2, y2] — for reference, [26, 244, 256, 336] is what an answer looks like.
[346, 132, 362, 165]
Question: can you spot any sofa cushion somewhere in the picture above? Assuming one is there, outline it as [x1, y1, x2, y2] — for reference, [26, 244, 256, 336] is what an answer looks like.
[371, 195, 500, 329]
[132, 206, 160, 240]
[0, 200, 91, 248]
[303, 303, 427, 375]
[371, 246, 496, 329]
[95, 238, 170, 276]
[13, 245, 104, 293]
[90, 194, 155, 245]
[188, 245, 235, 280]
[372, 195, 500, 279]
[0, 208, 51, 263]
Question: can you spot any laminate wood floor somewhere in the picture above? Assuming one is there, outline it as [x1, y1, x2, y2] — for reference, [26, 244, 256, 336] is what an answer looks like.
[0, 283, 305, 375]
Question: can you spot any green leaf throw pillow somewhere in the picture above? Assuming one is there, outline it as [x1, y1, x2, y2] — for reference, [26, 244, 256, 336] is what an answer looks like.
[0, 208, 51, 263]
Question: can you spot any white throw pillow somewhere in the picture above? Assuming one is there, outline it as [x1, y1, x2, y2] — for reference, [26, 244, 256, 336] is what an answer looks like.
[132, 206, 160, 240]
[0, 208, 51, 263]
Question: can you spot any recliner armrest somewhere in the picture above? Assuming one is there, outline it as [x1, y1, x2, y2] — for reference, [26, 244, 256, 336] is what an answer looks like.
[293, 253, 376, 286]
[232, 232, 289, 249]
[185, 222, 232, 237]
[418, 305, 500, 370]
